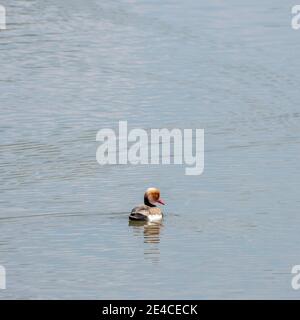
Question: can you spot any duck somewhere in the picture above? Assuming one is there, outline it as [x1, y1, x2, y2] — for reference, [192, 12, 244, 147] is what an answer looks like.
[129, 188, 165, 222]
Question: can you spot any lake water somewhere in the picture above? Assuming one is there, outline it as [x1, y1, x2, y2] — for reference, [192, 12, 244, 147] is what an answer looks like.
[0, 0, 300, 299]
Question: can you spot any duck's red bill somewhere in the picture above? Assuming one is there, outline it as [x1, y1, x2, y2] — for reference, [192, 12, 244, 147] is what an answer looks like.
[157, 199, 165, 205]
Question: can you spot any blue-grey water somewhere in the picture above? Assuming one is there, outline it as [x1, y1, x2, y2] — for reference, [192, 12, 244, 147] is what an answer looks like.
[0, 0, 300, 299]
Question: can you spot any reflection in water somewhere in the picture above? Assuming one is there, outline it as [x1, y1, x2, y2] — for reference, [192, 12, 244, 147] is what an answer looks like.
[128, 221, 162, 263]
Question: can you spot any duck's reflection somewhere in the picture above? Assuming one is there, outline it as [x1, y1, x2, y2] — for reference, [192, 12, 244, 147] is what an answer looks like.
[128, 220, 162, 263]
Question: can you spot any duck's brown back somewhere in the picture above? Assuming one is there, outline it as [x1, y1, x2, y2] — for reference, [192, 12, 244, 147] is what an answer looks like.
[129, 205, 162, 220]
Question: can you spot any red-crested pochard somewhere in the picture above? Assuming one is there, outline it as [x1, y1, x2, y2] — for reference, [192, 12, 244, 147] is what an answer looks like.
[129, 188, 165, 222]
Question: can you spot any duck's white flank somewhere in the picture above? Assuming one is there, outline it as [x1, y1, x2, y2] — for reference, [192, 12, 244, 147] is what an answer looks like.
[148, 214, 163, 222]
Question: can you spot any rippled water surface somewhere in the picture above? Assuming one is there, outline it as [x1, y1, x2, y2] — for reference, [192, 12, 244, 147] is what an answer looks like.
[0, 0, 300, 299]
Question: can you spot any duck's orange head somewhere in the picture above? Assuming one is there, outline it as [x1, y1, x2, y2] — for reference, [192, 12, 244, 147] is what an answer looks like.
[144, 187, 165, 206]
